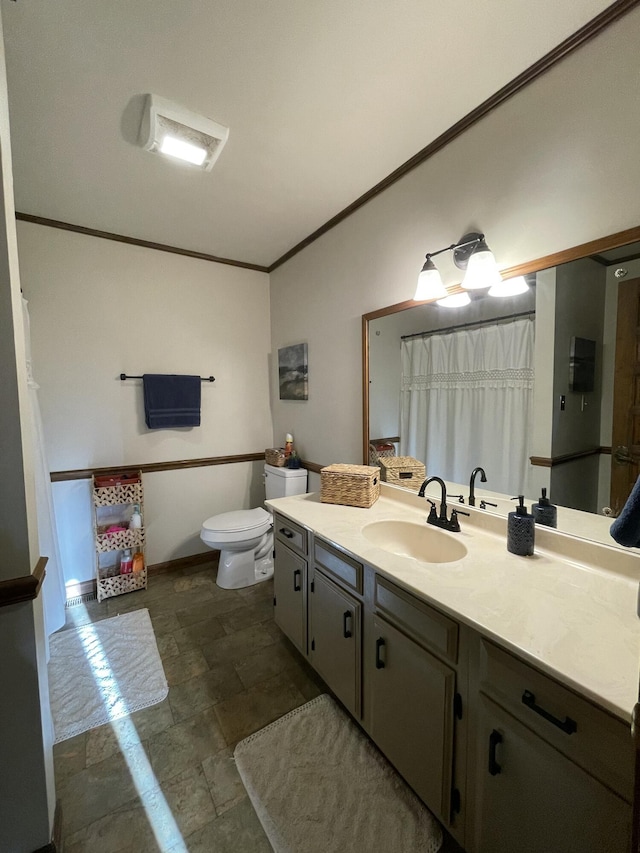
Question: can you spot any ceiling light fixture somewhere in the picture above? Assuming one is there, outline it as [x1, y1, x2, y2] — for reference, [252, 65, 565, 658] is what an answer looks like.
[414, 232, 503, 303]
[139, 94, 229, 171]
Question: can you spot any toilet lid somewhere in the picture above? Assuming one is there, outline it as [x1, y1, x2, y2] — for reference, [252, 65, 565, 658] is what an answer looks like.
[202, 507, 271, 534]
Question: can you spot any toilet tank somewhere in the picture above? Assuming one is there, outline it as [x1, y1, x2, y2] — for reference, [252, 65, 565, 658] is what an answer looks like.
[264, 463, 308, 499]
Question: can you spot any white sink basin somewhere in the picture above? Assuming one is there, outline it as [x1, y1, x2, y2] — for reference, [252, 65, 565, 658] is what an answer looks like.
[362, 520, 468, 564]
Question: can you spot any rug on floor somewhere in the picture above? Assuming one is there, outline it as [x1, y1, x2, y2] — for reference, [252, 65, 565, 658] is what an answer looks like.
[234, 693, 443, 853]
[48, 608, 168, 743]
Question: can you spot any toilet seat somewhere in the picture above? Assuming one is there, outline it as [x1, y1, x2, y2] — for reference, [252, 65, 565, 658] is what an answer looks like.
[201, 507, 271, 546]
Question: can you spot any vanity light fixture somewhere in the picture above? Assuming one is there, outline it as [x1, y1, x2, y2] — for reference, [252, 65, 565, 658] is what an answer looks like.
[414, 232, 503, 303]
[139, 94, 229, 171]
[488, 275, 530, 297]
[437, 292, 471, 308]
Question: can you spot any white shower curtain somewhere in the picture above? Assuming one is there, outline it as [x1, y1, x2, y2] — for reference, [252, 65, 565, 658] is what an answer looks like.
[400, 317, 534, 496]
[22, 297, 66, 642]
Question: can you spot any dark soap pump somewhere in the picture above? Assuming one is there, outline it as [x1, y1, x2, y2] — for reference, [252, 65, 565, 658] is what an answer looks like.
[507, 496, 535, 556]
[531, 488, 557, 528]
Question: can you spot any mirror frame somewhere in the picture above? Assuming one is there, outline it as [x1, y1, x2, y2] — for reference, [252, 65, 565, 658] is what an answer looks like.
[362, 223, 640, 463]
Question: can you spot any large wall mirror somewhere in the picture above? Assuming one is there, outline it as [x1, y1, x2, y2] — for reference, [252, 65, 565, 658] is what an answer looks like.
[362, 226, 640, 546]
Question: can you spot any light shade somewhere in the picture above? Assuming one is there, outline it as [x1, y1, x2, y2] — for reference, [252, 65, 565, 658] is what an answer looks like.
[461, 240, 502, 290]
[488, 275, 530, 297]
[414, 257, 447, 301]
[139, 94, 229, 171]
[437, 292, 471, 308]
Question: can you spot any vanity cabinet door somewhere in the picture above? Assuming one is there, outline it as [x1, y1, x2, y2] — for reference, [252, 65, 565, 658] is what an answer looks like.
[470, 694, 632, 853]
[368, 613, 456, 822]
[273, 541, 306, 655]
[309, 569, 361, 718]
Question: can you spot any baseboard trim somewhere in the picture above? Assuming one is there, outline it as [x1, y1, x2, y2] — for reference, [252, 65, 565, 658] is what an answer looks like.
[148, 551, 218, 575]
[64, 552, 218, 602]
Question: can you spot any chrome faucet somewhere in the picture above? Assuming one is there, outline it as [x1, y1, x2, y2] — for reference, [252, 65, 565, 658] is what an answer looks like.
[469, 466, 487, 507]
[418, 476, 469, 532]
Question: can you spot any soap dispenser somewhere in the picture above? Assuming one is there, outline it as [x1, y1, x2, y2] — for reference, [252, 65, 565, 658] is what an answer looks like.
[531, 488, 557, 528]
[508, 496, 535, 556]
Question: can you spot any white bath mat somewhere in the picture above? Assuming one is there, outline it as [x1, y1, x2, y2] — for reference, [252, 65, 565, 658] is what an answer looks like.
[234, 694, 443, 853]
[48, 608, 168, 743]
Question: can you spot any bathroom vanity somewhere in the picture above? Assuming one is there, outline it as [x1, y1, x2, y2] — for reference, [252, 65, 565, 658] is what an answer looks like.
[269, 484, 639, 852]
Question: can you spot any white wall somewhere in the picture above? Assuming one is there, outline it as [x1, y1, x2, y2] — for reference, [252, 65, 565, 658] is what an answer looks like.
[17, 222, 273, 581]
[269, 10, 640, 473]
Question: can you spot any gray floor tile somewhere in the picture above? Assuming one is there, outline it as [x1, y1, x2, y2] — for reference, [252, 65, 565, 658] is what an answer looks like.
[85, 699, 174, 767]
[175, 595, 245, 628]
[162, 647, 210, 686]
[158, 763, 217, 838]
[219, 600, 274, 634]
[173, 616, 226, 652]
[201, 623, 275, 669]
[202, 746, 247, 816]
[232, 639, 298, 689]
[168, 665, 244, 723]
[213, 671, 306, 746]
[182, 799, 272, 853]
[53, 732, 87, 786]
[147, 706, 227, 783]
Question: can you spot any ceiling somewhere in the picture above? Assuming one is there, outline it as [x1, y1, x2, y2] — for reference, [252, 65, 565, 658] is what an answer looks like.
[3, 0, 615, 268]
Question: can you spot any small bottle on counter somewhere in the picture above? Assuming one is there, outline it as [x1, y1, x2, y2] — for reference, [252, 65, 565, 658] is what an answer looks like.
[120, 548, 133, 574]
[507, 496, 535, 556]
[531, 488, 557, 528]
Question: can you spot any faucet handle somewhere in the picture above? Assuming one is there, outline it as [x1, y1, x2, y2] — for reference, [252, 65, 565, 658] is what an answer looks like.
[426, 500, 438, 524]
[479, 499, 498, 510]
[447, 493, 464, 503]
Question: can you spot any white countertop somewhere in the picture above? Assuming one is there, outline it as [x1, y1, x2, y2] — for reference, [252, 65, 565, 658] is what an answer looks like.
[268, 484, 640, 722]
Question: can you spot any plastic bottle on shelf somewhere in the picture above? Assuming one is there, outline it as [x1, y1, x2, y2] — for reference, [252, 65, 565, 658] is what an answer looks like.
[120, 548, 133, 574]
[129, 504, 142, 529]
[132, 551, 144, 573]
[284, 433, 294, 460]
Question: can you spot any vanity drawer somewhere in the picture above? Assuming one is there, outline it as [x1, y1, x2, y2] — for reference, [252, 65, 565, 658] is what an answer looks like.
[274, 515, 308, 557]
[374, 575, 458, 665]
[478, 638, 634, 800]
[314, 538, 363, 595]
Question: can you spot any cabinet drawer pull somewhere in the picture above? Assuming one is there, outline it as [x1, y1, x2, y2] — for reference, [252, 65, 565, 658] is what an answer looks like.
[280, 528, 294, 539]
[522, 690, 577, 735]
[293, 569, 301, 592]
[488, 729, 503, 776]
[343, 610, 352, 639]
[375, 637, 386, 669]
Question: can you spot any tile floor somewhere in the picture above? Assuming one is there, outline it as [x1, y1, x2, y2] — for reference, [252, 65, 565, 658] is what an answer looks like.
[54, 561, 324, 852]
[53, 560, 460, 853]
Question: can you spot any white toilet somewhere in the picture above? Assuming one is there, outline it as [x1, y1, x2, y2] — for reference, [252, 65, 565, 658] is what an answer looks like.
[200, 463, 308, 589]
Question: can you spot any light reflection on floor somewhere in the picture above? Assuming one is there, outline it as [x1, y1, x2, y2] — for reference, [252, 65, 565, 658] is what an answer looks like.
[72, 603, 187, 853]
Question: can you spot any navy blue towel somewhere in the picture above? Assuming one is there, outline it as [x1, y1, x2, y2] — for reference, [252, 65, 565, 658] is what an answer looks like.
[143, 374, 201, 429]
[610, 474, 640, 547]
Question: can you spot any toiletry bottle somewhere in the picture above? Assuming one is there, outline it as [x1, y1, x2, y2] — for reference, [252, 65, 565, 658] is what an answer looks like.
[531, 488, 557, 528]
[120, 548, 133, 574]
[129, 503, 142, 529]
[132, 551, 144, 573]
[284, 433, 293, 460]
[507, 496, 535, 556]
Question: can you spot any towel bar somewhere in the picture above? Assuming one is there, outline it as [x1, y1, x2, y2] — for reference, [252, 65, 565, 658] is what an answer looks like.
[120, 373, 215, 382]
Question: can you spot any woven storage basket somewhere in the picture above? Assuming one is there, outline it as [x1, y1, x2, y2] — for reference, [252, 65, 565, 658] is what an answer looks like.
[265, 448, 286, 467]
[320, 464, 380, 508]
[97, 568, 147, 603]
[379, 456, 426, 490]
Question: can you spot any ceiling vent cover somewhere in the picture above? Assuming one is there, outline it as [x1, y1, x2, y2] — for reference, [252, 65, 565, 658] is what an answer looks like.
[139, 94, 229, 171]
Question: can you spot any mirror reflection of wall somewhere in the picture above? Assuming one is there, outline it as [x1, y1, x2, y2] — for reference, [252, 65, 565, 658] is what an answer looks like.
[368, 241, 640, 517]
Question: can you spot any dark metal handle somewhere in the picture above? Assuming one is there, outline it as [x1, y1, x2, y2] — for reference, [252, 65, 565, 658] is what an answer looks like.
[280, 528, 294, 539]
[522, 690, 577, 734]
[488, 729, 503, 775]
[375, 637, 386, 669]
[343, 610, 352, 638]
[293, 569, 301, 592]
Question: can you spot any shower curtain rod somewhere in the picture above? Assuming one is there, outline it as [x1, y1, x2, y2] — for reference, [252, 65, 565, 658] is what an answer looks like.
[400, 310, 535, 342]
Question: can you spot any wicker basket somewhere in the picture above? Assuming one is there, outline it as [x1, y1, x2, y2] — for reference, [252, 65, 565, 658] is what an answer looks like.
[265, 448, 286, 467]
[379, 456, 426, 490]
[320, 464, 380, 508]
[97, 568, 147, 603]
